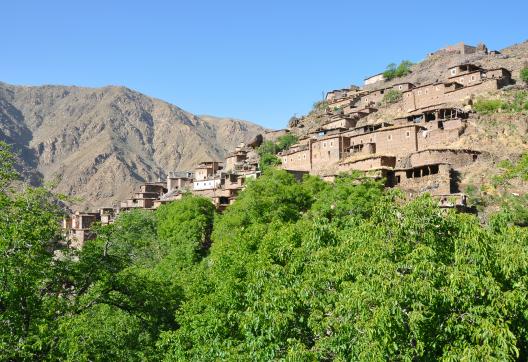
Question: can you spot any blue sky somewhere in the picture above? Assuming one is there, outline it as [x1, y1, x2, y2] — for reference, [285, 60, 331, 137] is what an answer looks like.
[3, 0, 527, 129]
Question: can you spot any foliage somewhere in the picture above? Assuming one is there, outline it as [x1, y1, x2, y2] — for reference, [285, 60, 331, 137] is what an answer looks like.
[521, 67, 528, 83]
[474, 91, 528, 114]
[0, 141, 19, 191]
[257, 133, 299, 171]
[159, 170, 528, 360]
[382, 89, 402, 104]
[0, 155, 67, 359]
[473, 98, 505, 113]
[3, 141, 528, 360]
[383, 60, 413, 80]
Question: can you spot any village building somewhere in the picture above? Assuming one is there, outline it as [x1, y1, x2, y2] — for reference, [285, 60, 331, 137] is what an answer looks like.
[167, 171, 193, 191]
[63, 211, 100, 248]
[64, 53, 513, 247]
[364, 72, 385, 86]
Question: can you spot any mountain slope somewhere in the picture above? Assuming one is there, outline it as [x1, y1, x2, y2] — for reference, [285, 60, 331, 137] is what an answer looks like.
[0, 83, 266, 209]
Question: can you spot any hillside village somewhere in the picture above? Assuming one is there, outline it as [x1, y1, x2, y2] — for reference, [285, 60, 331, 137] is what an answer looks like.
[63, 41, 528, 247]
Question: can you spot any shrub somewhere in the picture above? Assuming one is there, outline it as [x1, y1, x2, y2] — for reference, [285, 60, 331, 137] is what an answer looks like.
[520, 67, 528, 83]
[473, 98, 505, 113]
[383, 60, 413, 80]
[382, 89, 402, 104]
[474, 91, 528, 114]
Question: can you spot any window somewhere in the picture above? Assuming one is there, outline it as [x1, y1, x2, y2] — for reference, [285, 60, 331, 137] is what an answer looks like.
[323, 142, 327, 148]
[424, 88, 428, 94]
[327, 151, 330, 157]
[451, 68, 457, 76]
[406, 131, 410, 137]
[380, 90, 385, 95]
[303, 154, 306, 159]
[387, 135, 392, 141]
[418, 90, 421, 95]
[330, 141, 334, 147]
[459, 77, 464, 83]
[471, 75, 476, 81]
[399, 85, 403, 90]
[290, 158, 293, 162]
[364, 98, 368, 103]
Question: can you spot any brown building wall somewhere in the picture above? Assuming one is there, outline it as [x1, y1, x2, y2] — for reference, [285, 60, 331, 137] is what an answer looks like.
[348, 126, 420, 156]
[409, 149, 480, 168]
[449, 71, 483, 86]
[394, 164, 451, 195]
[311, 136, 350, 172]
[403, 80, 500, 111]
[280, 148, 311, 172]
[322, 118, 356, 130]
[339, 156, 396, 172]
[417, 126, 463, 150]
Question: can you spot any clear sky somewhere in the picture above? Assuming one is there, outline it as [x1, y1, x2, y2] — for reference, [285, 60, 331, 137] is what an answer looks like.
[2, 0, 527, 129]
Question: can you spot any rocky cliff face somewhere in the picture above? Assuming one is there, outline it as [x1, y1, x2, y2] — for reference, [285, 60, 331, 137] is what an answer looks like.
[0, 83, 266, 210]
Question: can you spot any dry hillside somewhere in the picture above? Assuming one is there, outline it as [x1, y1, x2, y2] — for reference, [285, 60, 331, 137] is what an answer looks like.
[0, 83, 266, 210]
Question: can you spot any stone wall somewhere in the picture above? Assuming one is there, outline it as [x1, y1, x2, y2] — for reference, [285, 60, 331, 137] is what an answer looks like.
[409, 149, 480, 168]
[339, 155, 396, 172]
[393, 164, 451, 195]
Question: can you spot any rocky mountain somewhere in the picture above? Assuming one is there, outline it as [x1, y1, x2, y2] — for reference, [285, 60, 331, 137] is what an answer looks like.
[0, 82, 266, 210]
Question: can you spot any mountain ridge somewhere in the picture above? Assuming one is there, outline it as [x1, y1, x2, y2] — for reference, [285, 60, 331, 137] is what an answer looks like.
[0, 82, 266, 210]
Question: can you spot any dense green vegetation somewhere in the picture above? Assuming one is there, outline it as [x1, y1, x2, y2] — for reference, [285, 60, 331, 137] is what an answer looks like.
[383, 60, 413, 80]
[257, 133, 299, 170]
[2, 141, 528, 360]
[474, 90, 528, 114]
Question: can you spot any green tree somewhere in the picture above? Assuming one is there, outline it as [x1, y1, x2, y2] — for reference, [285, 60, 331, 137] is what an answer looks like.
[383, 60, 413, 80]
[0, 142, 68, 359]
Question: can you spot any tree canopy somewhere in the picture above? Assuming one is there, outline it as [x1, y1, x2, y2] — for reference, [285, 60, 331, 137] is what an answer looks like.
[1, 141, 528, 361]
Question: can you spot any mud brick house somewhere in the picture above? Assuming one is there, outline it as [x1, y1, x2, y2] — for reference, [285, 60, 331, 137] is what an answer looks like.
[63, 211, 100, 248]
[402, 64, 512, 111]
[167, 171, 193, 191]
[195, 161, 222, 181]
[339, 155, 396, 172]
[279, 143, 311, 172]
[99, 207, 115, 225]
[430, 42, 480, 56]
[310, 133, 351, 172]
[389, 163, 452, 195]
[321, 116, 357, 130]
[120, 182, 168, 211]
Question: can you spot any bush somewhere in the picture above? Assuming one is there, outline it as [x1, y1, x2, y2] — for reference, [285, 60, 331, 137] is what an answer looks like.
[382, 89, 402, 104]
[383, 60, 413, 80]
[474, 91, 528, 114]
[473, 99, 505, 113]
[520, 67, 528, 83]
[256, 134, 299, 171]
